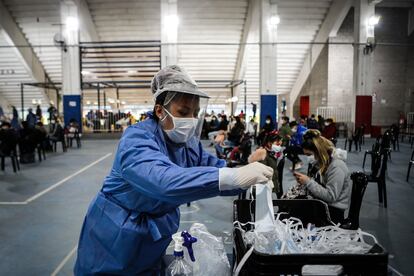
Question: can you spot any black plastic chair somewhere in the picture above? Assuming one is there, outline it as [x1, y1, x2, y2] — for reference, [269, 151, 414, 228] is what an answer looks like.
[0, 147, 20, 173]
[366, 151, 389, 208]
[36, 143, 46, 162]
[68, 132, 81, 148]
[362, 137, 381, 170]
[53, 139, 67, 153]
[340, 172, 368, 230]
[407, 150, 414, 182]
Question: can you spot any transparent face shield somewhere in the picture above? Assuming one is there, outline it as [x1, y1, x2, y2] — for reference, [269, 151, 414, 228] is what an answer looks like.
[162, 92, 209, 142]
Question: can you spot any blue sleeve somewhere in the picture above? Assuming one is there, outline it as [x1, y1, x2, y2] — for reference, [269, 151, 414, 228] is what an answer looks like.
[198, 142, 226, 168]
[118, 128, 221, 205]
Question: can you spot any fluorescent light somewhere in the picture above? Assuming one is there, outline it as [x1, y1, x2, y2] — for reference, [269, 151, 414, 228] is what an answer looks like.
[81, 70, 91, 75]
[165, 15, 179, 28]
[32, 99, 37, 104]
[66, 16, 79, 31]
[93, 102, 98, 105]
[269, 15, 280, 27]
[128, 70, 137, 75]
[368, 15, 380, 26]
[121, 101, 126, 105]
[86, 101, 91, 105]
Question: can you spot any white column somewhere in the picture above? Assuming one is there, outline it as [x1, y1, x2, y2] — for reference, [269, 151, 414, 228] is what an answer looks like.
[161, 0, 178, 67]
[259, 0, 278, 96]
[61, 1, 81, 96]
[352, 0, 376, 122]
[259, 0, 278, 126]
[61, 0, 82, 127]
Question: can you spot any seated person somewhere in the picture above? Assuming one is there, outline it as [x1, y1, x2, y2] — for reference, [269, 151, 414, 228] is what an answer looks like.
[293, 130, 351, 224]
[227, 116, 245, 146]
[248, 131, 284, 197]
[0, 122, 19, 156]
[283, 121, 307, 169]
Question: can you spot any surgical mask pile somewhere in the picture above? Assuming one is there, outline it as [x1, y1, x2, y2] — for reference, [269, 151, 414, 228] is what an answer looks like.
[235, 183, 377, 256]
[162, 108, 198, 143]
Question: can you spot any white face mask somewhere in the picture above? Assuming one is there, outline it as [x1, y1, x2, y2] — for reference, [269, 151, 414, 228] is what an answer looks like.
[307, 155, 315, 163]
[271, 144, 282, 153]
[291, 127, 297, 133]
[324, 122, 329, 126]
[162, 108, 198, 144]
[266, 120, 271, 124]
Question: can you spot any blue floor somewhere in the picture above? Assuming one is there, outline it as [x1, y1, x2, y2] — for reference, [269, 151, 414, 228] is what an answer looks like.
[0, 138, 412, 275]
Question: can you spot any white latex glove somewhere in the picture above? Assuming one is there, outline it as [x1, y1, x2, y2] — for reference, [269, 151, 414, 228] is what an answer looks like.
[219, 162, 273, 191]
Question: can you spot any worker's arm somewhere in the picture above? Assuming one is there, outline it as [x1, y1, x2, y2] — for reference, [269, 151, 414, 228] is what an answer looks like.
[198, 141, 227, 168]
[118, 127, 238, 205]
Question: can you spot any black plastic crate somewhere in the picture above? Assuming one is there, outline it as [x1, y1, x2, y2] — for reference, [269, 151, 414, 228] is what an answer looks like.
[233, 199, 388, 276]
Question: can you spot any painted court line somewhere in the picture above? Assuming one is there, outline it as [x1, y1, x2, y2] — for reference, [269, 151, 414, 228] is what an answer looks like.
[50, 246, 77, 276]
[0, 153, 112, 205]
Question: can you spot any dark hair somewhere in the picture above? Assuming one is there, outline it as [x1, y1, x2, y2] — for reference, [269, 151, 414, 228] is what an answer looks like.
[282, 116, 289, 122]
[262, 131, 281, 147]
[289, 121, 297, 128]
[152, 92, 168, 122]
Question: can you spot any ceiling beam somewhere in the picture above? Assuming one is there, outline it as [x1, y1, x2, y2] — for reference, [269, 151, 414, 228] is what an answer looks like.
[0, 0, 51, 102]
[288, 0, 353, 117]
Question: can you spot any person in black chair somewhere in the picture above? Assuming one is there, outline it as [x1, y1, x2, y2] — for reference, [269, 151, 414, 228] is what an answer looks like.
[0, 121, 20, 172]
[365, 147, 389, 208]
[50, 119, 67, 152]
[35, 122, 48, 161]
[292, 130, 351, 224]
[19, 121, 38, 164]
[390, 124, 400, 151]
[67, 118, 81, 148]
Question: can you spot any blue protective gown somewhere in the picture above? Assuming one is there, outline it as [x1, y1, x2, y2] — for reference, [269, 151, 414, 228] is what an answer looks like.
[74, 115, 240, 275]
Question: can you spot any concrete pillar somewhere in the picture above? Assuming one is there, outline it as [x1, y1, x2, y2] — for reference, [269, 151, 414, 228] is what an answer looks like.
[161, 0, 178, 67]
[352, 0, 376, 123]
[61, 0, 82, 130]
[259, 0, 278, 128]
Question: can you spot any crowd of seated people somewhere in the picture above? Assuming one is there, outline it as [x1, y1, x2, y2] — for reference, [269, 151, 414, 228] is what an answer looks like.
[0, 106, 82, 167]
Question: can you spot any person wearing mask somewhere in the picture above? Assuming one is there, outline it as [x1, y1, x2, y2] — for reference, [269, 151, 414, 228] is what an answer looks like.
[293, 130, 351, 224]
[74, 65, 273, 275]
[26, 108, 37, 128]
[290, 121, 307, 146]
[257, 115, 275, 145]
[283, 121, 308, 169]
[278, 116, 292, 147]
[207, 115, 221, 145]
[227, 116, 245, 146]
[248, 131, 284, 198]
[307, 114, 319, 130]
[322, 118, 337, 140]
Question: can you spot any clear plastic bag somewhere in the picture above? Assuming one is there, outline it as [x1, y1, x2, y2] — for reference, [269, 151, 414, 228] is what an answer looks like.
[184, 223, 231, 276]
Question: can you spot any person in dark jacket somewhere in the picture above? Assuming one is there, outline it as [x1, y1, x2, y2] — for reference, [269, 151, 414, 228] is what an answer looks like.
[0, 122, 19, 156]
[257, 115, 275, 145]
[322, 118, 337, 140]
[248, 131, 284, 197]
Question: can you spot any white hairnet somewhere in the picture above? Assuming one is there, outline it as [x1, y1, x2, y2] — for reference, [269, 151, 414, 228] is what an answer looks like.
[151, 65, 209, 101]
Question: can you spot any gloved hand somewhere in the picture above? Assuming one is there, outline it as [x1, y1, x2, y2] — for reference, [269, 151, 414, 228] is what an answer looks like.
[219, 162, 273, 191]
